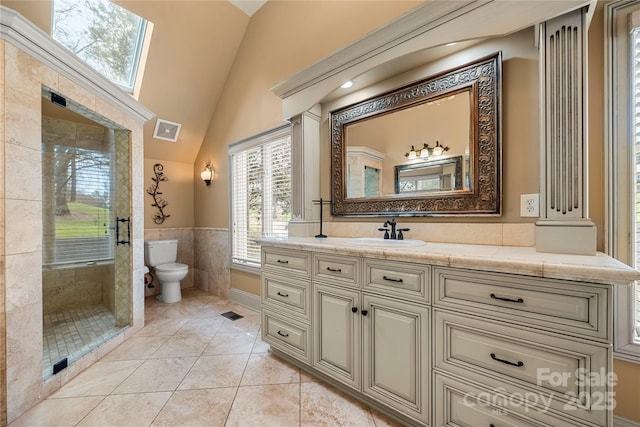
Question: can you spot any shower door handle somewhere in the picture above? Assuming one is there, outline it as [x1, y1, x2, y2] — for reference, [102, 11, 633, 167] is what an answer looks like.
[116, 217, 130, 245]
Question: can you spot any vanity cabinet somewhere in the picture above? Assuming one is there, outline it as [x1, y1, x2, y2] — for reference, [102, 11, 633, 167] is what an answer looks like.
[260, 239, 631, 427]
[433, 266, 613, 427]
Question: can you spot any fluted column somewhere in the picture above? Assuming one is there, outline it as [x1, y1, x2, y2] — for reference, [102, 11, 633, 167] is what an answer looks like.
[536, 7, 596, 255]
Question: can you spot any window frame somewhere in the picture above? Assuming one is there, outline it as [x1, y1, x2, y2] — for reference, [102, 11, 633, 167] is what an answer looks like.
[51, 0, 148, 93]
[228, 124, 292, 274]
[605, 0, 640, 362]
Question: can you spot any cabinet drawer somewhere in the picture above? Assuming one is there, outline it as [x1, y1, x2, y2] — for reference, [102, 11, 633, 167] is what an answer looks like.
[434, 267, 609, 341]
[262, 309, 311, 364]
[434, 373, 585, 427]
[364, 259, 430, 302]
[313, 253, 360, 287]
[434, 310, 609, 426]
[262, 246, 311, 278]
[262, 273, 311, 320]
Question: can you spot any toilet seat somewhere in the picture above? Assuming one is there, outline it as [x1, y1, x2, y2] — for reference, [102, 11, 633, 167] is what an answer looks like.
[155, 262, 188, 272]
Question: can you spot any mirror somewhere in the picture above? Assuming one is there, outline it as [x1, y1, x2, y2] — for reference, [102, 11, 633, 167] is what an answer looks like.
[395, 156, 463, 194]
[330, 52, 501, 216]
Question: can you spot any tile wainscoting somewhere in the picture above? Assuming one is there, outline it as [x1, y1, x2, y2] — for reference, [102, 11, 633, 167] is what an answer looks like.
[144, 227, 230, 298]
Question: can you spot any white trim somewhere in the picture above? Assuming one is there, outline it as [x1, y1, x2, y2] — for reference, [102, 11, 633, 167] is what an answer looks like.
[272, 0, 589, 118]
[0, 5, 154, 123]
[615, 416, 640, 427]
[229, 288, 261, 312]
[605, 0, 640, 363]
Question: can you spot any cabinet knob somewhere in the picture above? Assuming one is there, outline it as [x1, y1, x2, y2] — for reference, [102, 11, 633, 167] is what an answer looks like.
[351, 307, 358, 313]
[361, 309, 368, 316]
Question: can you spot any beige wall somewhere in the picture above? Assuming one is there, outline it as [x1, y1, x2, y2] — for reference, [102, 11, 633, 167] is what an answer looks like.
[194, 0, 424, 229]
[144, 158, 194, 229]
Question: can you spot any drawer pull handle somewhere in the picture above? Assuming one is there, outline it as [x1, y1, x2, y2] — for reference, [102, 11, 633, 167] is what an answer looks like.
[276, 291, 289, 298]
[383, 275, 403, 283]
[276, 259, 289, 264]
[490, 353, 524, 367]
[326, 267, 342, 273]
[490, 293, 524, 304]
[277, 330, 289, 337]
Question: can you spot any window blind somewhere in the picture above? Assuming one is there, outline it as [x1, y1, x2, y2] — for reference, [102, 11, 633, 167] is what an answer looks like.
[633, 25, 640, 332]
[230, 126, 291, 269]
[43, 144, 114, 266]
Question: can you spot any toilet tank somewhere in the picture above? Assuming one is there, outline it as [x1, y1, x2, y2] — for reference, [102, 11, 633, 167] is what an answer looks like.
[144, 239, 178, 267]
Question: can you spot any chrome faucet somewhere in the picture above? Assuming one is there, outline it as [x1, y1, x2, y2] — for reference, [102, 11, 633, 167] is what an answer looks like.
[378, 219, 410, 240]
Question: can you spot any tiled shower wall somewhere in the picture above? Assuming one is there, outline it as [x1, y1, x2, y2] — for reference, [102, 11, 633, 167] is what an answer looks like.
[143, 227, 230, 298]
[1, 40, 147, 423]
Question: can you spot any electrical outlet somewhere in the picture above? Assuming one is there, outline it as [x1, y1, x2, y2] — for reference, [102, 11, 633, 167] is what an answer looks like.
[520, 193, 540, 217]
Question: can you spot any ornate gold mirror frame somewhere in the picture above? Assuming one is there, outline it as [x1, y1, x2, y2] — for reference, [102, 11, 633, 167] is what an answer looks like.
[330, 52, 502, 216]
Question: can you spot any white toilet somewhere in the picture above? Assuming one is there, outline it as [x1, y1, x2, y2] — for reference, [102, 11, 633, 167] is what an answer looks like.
[144, 239, 188, 303]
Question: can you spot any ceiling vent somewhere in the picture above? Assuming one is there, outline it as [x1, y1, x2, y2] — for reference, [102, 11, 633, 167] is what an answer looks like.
[153, 119, 181, 142]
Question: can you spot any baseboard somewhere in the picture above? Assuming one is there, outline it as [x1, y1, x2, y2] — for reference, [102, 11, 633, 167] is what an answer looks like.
[229, 288, 261, 312]
[615, 416, 640, 427]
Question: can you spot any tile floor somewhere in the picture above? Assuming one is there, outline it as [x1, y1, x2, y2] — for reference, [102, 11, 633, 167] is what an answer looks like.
[43, 304, 124, 378]
[12, 288, 402, 427]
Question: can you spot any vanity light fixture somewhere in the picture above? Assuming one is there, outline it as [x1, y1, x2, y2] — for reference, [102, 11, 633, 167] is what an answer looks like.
[340, 80, 354, 89]
[200, 164, 214, 186]
[405, 142, 449, 159]
[432, 140, 449, 156]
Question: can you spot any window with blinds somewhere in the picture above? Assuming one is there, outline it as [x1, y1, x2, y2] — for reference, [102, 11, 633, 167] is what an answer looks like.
[230, 126, 292, 269]
[632, 25, 640, 334]
[42, 118, 114, 266]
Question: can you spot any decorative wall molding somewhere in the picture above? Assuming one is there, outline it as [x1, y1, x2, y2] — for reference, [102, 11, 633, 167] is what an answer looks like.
[272, 0, 589, 118]
[0, 5, 154, 123]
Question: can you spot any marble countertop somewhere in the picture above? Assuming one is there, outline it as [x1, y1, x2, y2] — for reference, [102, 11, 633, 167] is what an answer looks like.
[258, 237, 640, 286]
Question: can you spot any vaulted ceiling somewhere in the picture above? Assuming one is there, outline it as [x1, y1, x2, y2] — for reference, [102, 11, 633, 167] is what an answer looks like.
[1, 0, 267, 163]
[115, 0, 257, 163]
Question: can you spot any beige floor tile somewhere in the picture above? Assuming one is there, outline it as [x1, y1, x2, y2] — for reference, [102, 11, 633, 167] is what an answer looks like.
[149, 333, 211, 358]
[178, 354, 249, 390]
[161, 303, 203, 319]
[51, 360, 143, 398]
[218, 314, 261, 333]
[300, 370, 320, 383]
[251, 336, 270, 353]
[240, 353, 300, 386]
[77, 392, 171, 427]
[136, 316, 189, 336]
[9, 396, 104, 427]
[113, 357, 197, 393]
[225, 384, 299, 427]
[150, 388, 236, 427]
[203, 331, 256, 355]
[301, 381, 377, 427]
[175, 315, 224, 338]
[101, 335, 169, 361]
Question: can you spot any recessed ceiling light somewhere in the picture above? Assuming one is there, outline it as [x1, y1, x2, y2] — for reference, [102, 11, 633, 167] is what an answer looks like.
[340, 81, 354, 89]
[445, 42, 458, 47]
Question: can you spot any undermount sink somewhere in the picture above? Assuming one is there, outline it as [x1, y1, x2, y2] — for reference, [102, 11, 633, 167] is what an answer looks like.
[344, 237, 426, 248]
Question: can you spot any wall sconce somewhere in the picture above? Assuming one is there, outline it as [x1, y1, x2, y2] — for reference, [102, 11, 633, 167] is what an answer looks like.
[200, 164, 214, 186]
[405, 141, 449, 160]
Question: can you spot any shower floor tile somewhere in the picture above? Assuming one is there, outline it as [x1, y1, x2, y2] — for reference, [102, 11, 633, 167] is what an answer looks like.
[43, 304, 124, 377]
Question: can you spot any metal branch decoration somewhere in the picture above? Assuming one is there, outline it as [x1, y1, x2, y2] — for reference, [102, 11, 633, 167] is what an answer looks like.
[147, 163, 171, 224]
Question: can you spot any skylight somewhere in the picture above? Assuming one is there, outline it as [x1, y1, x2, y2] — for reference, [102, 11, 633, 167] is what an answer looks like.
[52, 0, 148, 92]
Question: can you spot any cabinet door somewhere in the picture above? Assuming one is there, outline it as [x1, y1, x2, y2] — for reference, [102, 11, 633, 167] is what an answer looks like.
[313, 283, 361, 390]
[363, 294, 430, 425]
